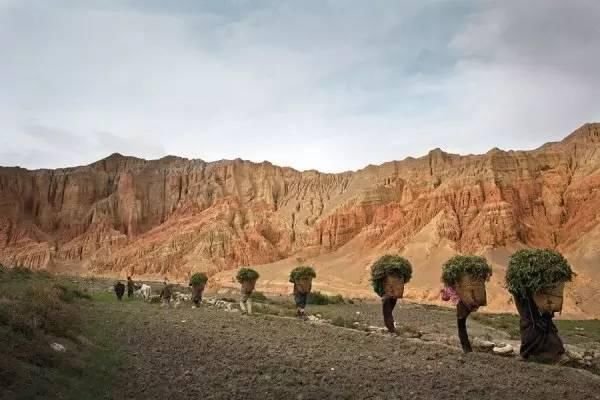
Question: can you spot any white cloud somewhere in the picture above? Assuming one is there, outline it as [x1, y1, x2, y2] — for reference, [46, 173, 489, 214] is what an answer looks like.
[0, 1, 598, 172]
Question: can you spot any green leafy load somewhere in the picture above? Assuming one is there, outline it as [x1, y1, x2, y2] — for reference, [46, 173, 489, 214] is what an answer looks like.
[370, 255, 412, 297]
[289, 266, 316, 283]
[190, 272, 208, 286]
[441, 255, 492, 286]
[506, 249, 574, 297]
[236, 268, 260, 283]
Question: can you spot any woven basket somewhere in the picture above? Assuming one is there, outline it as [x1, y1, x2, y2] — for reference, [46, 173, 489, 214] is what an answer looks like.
[295, 277, 313, 294]
[383, 275, 405, 299]
[455, 275, 487, 307]
[533, 282, 565, 313]
[241, 279, 257, 295]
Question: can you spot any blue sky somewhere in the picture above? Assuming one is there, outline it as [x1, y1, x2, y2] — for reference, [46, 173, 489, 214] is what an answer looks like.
[1, 0, 599, 172]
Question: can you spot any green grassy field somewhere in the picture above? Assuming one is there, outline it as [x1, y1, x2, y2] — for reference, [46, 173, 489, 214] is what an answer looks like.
[0, 267, 123, 400]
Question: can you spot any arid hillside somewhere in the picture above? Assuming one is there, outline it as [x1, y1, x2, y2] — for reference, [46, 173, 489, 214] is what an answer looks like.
[1, 123, 599, 316]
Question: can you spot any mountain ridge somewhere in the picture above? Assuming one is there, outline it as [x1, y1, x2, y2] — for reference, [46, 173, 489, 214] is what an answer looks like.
[7, 121, 598, 175]
[1, 123, 599, 317]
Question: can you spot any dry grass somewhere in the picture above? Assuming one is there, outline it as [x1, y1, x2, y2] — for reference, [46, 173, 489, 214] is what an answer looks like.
[0, 267, 120, 398]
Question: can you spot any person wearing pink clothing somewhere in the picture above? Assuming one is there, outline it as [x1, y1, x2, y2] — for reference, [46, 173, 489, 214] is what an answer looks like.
[441, 286, 477, 353]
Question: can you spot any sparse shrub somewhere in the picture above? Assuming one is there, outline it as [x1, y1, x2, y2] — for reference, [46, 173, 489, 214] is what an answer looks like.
[250, 291, 268, 302]
[190, 272, 208, 286]
[11, 266, 33, 278]
[307, 291, 328, 305]
[506, 249, 574, 297]
[441, 255, 492, 286]
[236, 268, 259, 283]
[253, 303, 298, 318]
[52, 284, 92, 303]
[73, 288, 92, 300]
[0, 282, 83, 340]
[370, 255, 412, 297]
[289, 266, 316, 283]
[307, 291, 345, 305]
[329, 294, 345, 304]
[36, 270, 53, 279]
[0, 300, 35, 338]
[25, 284, 82, 338]
[331, 316, 349, 327]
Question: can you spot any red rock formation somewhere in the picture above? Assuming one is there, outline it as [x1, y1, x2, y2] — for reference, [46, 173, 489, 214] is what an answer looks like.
[1, 123, 599, 314]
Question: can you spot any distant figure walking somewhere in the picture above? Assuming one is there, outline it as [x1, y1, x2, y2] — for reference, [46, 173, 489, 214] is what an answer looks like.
[114, 281, 125, 301]
[126, 276, 135, 299]
[160, 279, 172, 307]
[506, 249, 573, 363]
[191, 285, 203, 307]
[289, 266, 316, 320]
[440, 256, 492, 353]
[236, 268, 259, 315]
[370, 255, 413, 335]
[440, 286, 472, 350]
[293, 284, 308, 318]
[189, 272, 208, 309]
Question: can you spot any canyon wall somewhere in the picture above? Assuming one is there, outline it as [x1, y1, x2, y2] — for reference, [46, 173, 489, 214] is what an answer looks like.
[1, 123, 599, 315]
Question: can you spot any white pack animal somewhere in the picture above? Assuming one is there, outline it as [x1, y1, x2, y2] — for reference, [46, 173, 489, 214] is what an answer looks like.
[135, 284, 152, 301]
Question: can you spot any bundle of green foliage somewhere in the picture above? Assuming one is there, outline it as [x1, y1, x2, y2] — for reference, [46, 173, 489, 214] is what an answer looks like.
[8, 266, 33, 278]
[189, 272, 208, 287]
[441, 255, 492, 286]
[506, 249, 574, 297]
[370, 255, 412, 296]
[289, 266, 316, 283]
[236, 268, 260, 283]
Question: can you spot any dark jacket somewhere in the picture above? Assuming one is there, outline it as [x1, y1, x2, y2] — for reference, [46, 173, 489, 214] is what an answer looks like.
[514, 294, 565, 362]
[160, 284, 172, 300]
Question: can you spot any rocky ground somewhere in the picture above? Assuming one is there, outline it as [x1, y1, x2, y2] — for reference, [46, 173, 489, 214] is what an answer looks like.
[89, 291, 600, 400]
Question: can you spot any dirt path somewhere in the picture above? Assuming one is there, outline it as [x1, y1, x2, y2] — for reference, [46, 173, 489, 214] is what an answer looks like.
[90, 300, 600, 400]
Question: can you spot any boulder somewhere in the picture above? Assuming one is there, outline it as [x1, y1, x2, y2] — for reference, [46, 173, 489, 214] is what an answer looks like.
[473, 339, 496, 351]
[493, 344, 514, 356]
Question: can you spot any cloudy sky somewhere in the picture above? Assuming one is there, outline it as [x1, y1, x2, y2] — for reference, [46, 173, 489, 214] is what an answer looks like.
[1, 0, 599, 172]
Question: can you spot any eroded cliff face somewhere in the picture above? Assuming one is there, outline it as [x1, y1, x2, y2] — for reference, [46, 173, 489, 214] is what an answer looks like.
[1, 124, 599, 314]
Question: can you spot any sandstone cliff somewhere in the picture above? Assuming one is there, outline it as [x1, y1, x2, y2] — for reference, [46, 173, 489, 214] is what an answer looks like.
[1, 123, 599, 316]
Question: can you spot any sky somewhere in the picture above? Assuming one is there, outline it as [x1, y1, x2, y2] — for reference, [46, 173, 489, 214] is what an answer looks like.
[1, 0, 599, 172]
